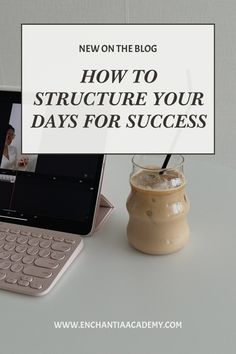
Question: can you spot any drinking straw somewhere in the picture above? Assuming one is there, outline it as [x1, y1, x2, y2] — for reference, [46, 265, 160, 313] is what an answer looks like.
[160, 154, 171, 174]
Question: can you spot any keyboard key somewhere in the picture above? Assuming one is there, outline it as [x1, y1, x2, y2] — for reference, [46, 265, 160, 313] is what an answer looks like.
[10, 229, 20, 234]
[4, 243, 15, 251]
[35, 258, 59, 269]
[11, 263, 24, 272]
[51, 251, 65, 260]
[42, 234, 52, 240]
[51, 242, 71, 252]
[21, 275, 33, 282]
[5, 277, 17, 284]
[17, 279, 29, 287]
[23, 266, 52, 279]
[0, 271, 6, 280]
[28, 238, 40, 247]
[53, 235, 64, 242]
[0, 260, 11, 269]
[11, 253, 23, 262]
[39, 249, 50, 258]
[27, 247, 39, 256]
[20, 231, 31, 236]
[22, 256, 35, 264]
[0, 251, 10, 259]
[0, 228, 9, 232]
[30, 281, 43, 290]
[40, 240, 51, 248]
[0, 232, 6, 240]
[31, 233, 42, 238]
[15, 245, 27, 253]
[64, 238, 75, 244]
[17, 236, 28, 244]
[6, 234, 17, 242]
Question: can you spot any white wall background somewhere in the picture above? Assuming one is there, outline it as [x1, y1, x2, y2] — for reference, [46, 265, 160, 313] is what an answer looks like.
[0, 0, 235, 168]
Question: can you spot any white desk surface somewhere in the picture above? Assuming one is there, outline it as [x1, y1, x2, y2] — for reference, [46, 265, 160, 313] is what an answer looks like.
[0, 155, 235, 354]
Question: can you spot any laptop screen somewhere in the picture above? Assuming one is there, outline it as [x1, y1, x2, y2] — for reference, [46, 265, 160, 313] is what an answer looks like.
[0, 91, 104, 235]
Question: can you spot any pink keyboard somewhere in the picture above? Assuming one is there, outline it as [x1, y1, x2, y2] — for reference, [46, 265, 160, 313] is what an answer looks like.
[0, 222, 83, 296]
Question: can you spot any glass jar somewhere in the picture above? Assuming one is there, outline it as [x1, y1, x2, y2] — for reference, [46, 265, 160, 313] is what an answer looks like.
[126, 155, 190, 255]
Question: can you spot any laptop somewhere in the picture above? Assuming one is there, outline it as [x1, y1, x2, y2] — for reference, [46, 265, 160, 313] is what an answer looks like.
[0, 89, 112, 296]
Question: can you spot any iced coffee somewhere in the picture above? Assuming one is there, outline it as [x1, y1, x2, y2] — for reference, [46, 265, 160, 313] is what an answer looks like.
[126, 155, 190, 255]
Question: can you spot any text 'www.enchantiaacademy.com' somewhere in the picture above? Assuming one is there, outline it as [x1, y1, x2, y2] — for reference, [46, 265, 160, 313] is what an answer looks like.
[53, 320, 183, 330]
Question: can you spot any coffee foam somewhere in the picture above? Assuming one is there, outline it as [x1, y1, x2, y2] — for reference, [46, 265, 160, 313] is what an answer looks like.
[131, 167, 185, 191]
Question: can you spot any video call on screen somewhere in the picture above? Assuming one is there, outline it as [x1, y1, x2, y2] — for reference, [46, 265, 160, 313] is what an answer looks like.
[0, 103, 102, 221]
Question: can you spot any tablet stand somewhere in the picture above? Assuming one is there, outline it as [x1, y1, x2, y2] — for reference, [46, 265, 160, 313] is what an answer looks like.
[92, 194, 114, 234]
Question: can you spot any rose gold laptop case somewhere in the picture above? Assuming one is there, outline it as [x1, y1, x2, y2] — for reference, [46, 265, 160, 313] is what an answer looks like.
[0, 195, 113, 296]
[0, 87, 114, 296]
[92, 194, 114, 233]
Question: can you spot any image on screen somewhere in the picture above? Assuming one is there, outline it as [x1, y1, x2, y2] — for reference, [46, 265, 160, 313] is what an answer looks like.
[0, 92, 104, 234]
[0, 103, 38, 172]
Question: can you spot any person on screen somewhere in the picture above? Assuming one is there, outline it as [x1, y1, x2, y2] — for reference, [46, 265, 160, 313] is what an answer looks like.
[0, 124, 28, 170]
